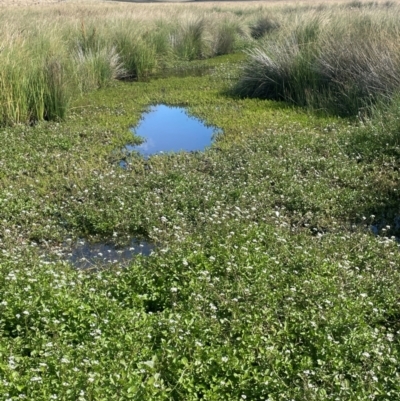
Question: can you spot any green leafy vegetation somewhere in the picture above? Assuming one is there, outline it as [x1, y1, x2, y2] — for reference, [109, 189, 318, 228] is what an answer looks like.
[0, 2, 399, 400]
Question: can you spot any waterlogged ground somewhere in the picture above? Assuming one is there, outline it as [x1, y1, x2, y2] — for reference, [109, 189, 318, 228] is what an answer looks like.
[1, 54, 400, 400]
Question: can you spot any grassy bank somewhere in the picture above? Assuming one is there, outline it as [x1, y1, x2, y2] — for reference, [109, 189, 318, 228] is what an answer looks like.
[0, 1, 400, 400]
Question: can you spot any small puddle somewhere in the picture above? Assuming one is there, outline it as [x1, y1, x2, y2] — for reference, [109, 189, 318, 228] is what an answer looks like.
[122, 104, 221, 160]
[63, 238, 153, 269]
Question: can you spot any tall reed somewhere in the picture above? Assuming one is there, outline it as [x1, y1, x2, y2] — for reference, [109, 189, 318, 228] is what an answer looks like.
[250, 15, 280, 39]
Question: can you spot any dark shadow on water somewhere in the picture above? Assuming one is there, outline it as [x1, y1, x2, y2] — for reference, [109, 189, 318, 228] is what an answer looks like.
[64, 238, 153, 269]
[121, 104, 222, 161]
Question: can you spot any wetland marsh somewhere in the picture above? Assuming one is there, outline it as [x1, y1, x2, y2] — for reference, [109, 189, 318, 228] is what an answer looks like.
[0, 1, 400, 400]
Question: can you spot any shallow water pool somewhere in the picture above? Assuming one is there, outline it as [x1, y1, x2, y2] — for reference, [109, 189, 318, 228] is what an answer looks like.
[124, 104, 221, 158]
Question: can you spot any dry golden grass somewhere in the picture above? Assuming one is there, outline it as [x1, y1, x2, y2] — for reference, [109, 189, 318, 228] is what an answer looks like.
[0, 0, 61, 5]
[0, 0, 387, 9]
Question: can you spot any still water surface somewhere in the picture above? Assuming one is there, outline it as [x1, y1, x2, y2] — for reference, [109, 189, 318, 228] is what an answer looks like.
[125, 104, 221, 157]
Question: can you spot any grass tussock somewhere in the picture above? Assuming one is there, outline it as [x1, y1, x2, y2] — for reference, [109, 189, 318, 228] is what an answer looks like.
[74, 45, 126, 91]
[44, 57, 70, 121]
[250, 15, 280, 39]
[0, 48, 70, 125]
[212, 18, 249, 56]
[171, 17, 206, 61]
[236, 8, 400, 116]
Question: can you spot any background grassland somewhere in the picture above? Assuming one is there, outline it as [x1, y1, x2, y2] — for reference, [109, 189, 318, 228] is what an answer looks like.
[2, 0, 400, 124]
[0, 1, 400, 400]
[0, 0, 257, 125]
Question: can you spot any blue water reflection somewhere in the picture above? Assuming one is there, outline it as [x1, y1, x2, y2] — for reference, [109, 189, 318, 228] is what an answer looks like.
[126, 104, 221, 157]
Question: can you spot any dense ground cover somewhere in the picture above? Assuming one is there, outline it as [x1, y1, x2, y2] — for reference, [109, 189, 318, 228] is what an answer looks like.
[1, 1, 400, 400]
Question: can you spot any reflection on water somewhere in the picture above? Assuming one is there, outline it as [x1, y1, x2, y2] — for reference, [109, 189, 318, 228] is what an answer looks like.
[64, 238, 153, 269]
[124, 104, 221, 158]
